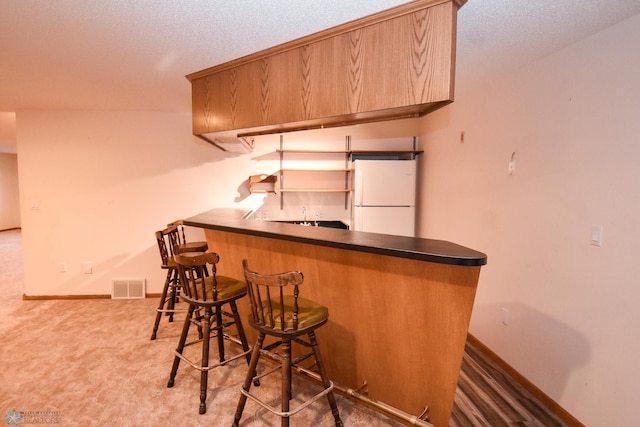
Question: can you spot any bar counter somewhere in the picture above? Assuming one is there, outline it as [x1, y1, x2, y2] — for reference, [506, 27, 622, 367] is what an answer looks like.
[184, 208, 487, 426]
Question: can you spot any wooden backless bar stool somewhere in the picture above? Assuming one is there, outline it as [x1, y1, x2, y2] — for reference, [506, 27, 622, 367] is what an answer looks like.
[167, 252, 252, 415]
[232, 260, 343, 427]
[150, 221, 208, 340]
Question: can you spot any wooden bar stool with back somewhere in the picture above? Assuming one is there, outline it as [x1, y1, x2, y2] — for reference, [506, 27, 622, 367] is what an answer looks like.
[150, 220, 208, 340]
[232, 259, 343, 427]
[167, 251, 254, 415]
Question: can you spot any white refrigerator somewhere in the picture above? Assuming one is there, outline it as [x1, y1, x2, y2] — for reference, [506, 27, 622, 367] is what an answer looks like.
[352, 159, 417, 237]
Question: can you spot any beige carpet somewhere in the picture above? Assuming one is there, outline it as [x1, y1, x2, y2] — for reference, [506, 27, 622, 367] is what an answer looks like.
[0, 229, 402, 426]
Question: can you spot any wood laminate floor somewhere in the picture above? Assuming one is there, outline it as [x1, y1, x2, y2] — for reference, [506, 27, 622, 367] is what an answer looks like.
[452, 340, 569, 426]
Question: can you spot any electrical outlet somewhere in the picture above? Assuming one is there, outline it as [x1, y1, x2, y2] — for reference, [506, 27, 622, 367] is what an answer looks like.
[59, 263, 67, 273]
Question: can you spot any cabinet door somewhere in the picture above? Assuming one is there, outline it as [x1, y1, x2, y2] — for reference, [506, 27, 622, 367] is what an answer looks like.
[265, 49, 307, 124]
[358, 3, 455, 111]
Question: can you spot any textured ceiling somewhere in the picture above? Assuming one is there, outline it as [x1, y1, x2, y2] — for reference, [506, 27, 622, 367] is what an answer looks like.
[1, 0, 640, 152]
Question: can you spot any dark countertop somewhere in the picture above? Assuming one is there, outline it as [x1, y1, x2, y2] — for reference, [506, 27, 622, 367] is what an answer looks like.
[184, 208, 487, 267]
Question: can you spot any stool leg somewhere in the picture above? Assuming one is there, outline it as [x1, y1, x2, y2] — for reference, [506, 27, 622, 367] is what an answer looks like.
[167, 304, 194, 388]
[150, 269, 173, 340]
[232, 332, 265, 427]
[166, 269, 178, 322]
[199, 307, 212, 414]
[230, 301, 260, 387]
[215, 306, 225, 362]
[308, 331, 343, 427]
[195, 308, 204, 339]
[230, 301, 252, 365]
[281, 338, 292, 427]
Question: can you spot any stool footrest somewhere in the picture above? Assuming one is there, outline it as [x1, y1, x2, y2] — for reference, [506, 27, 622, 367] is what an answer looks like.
[182, 331, 241, 349]
[174, 347, 251, 372]
[155, 308, 187, 314]
[240, 380, 335, 418]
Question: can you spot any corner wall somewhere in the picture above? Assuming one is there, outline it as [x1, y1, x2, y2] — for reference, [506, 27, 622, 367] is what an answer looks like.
[0, 153, 21, 230]
[16, 111, 235, 296]
[418, 13, 640, 426]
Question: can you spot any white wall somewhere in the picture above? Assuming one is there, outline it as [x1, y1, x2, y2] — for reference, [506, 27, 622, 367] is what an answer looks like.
[17, 111, 243, 296]
[0, 153, 21, 230]
[419, 13, 640, 426]
[15, 111, 417, 296]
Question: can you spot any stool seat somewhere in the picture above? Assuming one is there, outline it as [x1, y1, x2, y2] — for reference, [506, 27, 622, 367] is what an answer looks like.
[182, 275, 247, 304]
[175, 241, 208, 253]
[257, 296, 328, 333]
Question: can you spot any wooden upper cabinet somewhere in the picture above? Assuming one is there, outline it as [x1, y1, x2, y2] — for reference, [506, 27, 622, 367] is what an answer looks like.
[188, 0, 465, 140]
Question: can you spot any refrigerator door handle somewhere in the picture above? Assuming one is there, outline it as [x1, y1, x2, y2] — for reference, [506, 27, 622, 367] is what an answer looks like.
[355, 169, 364, 206]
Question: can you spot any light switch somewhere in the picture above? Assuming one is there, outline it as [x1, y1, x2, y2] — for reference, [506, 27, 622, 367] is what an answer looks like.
[591, 225, 603, 247]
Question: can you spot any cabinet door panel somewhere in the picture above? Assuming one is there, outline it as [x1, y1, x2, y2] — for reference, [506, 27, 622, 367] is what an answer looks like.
[232, 60, 263, 129]
[359, 2, 454, 111]
[266, 48, 306, 125]
[307, 34, 350, 119]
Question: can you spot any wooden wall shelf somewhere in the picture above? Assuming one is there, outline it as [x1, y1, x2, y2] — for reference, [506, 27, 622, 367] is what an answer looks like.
[249, 174, 278, 194]
[279, 189, 352, 193]
[277, 136, 353, 209]
[277, 149, 349, 154]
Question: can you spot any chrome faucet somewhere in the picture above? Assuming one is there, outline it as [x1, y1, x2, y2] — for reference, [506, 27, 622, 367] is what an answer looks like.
[301, 206, 310, 226]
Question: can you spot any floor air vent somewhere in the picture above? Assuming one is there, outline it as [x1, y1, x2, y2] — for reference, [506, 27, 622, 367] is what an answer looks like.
[111, 279, 146, 299]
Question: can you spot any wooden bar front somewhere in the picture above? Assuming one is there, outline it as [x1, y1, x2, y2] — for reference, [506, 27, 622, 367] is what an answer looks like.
[202, 227, 481, 426]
